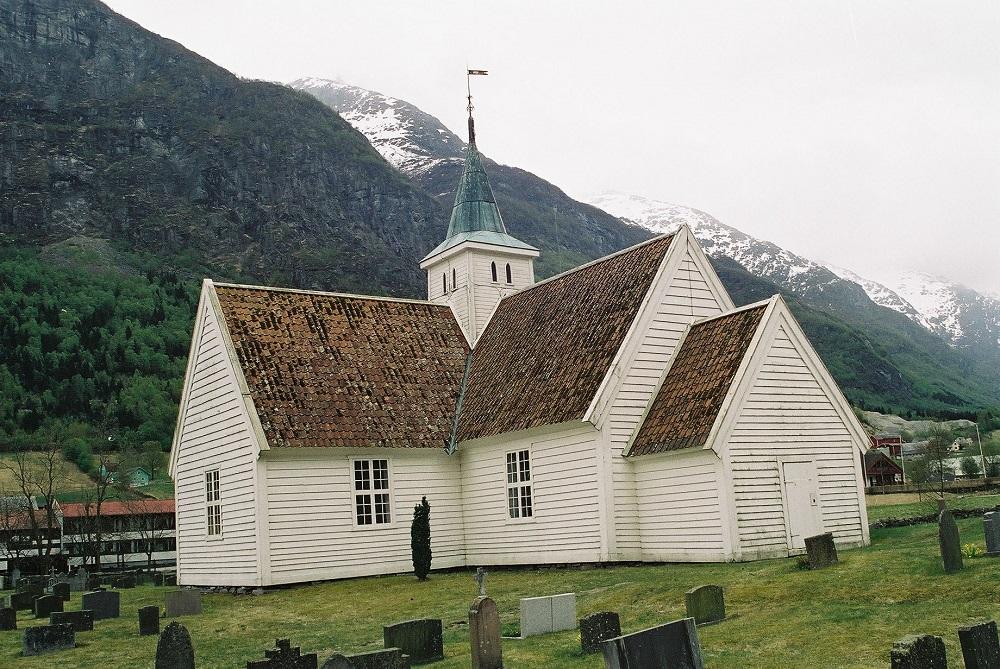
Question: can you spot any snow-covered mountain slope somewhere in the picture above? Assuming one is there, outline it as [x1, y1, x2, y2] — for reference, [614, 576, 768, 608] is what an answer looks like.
[587, 191, 1000, 361]
[289, 77, 464, 176]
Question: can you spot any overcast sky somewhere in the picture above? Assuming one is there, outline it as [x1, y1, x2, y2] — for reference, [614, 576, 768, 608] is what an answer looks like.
[105, 0, 999, 295]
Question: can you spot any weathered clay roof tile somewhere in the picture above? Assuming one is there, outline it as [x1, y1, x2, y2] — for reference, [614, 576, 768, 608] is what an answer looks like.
[628, 304, 767, 456]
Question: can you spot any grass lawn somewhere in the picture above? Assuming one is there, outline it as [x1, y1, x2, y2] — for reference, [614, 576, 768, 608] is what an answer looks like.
[2, 518, 997, 668]
[866, 492, 1000, 522]
[0, 453, 94, 495]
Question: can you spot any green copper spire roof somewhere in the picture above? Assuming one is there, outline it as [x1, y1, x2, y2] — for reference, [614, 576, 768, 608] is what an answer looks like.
[422, 120, 537, 262]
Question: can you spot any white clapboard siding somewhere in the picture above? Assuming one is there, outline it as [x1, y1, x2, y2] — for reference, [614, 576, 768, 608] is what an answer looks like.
[173, 300, 260, 586]
[634, 449, 727, 561]
[461, 425, 603, 565]
[470, 253, 533, 339]
[727, 321, 866, 559]
[605, 246, 727, 559]
[263, 448, 466, 584]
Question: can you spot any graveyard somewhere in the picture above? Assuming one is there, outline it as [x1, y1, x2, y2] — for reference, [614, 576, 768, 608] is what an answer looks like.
[0, 516, 996, 668]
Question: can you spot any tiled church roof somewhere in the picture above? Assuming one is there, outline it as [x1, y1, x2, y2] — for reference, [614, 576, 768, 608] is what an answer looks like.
[627, 304, 767, 456]
[456, 235, 675, 442]
[213, 286, 470, 449]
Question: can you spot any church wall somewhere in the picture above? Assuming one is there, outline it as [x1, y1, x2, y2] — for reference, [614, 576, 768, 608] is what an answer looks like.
[600, 235, 730, 560]
[459, 422, 604, 565]
[469, 251, 533, 341]
[173, 298, 262, 586]
[261, 447, 466, 584]
[633, 448, 729, 561]
[721, 310, 869, 561]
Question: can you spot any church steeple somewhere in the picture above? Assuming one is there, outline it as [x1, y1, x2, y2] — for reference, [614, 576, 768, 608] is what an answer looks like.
[419, 72, 539, 345]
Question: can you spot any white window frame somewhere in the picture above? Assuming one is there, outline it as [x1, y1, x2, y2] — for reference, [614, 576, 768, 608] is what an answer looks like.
[350, 457, 394, 528]
[505, 449, 534, 521]
[205, 469, 222, 539]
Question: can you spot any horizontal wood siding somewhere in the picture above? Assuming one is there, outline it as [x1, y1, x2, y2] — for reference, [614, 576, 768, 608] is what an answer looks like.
[634, 449, 727, 560]
[470, 253, 532, 340]
[461, 425, 603, 564]
[264, 448, 466, 583]
[729, 322, 866, 558]
[607, 249, 726, 558]
[174, 301, 260, 586]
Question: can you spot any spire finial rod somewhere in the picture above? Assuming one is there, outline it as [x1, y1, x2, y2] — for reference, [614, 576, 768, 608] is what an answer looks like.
[466, 68, 488, 146]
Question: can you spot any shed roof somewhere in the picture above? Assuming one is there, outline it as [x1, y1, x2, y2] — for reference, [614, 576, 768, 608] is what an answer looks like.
[628, 304, 768, 456]
[213, 285, 470, 449]
[61, 499, 175, 518]
[456, 235, 675, 442]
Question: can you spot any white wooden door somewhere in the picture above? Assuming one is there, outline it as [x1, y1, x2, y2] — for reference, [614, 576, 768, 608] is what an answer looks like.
[782, 461, 823, 550]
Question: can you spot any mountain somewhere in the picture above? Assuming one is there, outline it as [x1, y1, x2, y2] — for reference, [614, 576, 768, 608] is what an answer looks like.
[291, 81, 999, 415]
[288, 78, 651, 277]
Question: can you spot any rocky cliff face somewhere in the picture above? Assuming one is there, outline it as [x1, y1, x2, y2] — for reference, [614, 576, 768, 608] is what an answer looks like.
[1, 0, 450, 296]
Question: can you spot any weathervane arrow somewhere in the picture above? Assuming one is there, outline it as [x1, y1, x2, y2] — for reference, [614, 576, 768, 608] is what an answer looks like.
[466, 68, 488, 145]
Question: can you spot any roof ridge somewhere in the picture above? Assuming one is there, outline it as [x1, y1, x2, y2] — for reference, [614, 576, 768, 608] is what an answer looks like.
[508, 232, 676, 298]
[211, 281, 445, 307]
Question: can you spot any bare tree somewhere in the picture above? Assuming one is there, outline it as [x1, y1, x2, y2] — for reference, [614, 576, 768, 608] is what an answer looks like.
[922, 425, 955, 500]
[0, 442, 66, 573]
[119, 493, 170, 570]
[0, 489, 33, 568]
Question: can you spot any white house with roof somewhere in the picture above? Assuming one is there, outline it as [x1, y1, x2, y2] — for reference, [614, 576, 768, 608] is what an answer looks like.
[169, 113, 870, 587]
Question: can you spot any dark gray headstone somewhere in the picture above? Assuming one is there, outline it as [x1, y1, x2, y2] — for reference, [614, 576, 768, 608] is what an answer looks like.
[82, 589, 120, 620]
[246, 638, 318, 669]
[140, 605, 161, 636]
[344, 648, 409, 669]
[383, 618, 443, 663]
[166, 589, 203, 617]
[959, 620, 1000, 669]
[891, 634, 947, 669]
[320, 655, 356, 669]
[165, 574, 178, 586]
[601, 617, 704, 669]
[34, 594, 63, 618]
[16, 580, 43, 597]
[804, 533, 839, 569]
[469, 596, 502, 669]
[7, 591, 36, 611]
[0, 607, 16, 631]
[984, 513, 1000, 556]
[580, 611, 622, 654]
[939, 509, 964, 573]
[52, 581, 71, 602]
[685, 585, 726, 625]
[116, 573, 137, 589]
[153, 572, 165, 586]
[156, 621, 196, 669]
[50, 610, 94, 632]
[22, 623, 75, 656]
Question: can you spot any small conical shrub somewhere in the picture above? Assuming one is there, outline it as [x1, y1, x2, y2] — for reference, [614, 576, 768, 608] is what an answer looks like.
[411, 496, 432, 580]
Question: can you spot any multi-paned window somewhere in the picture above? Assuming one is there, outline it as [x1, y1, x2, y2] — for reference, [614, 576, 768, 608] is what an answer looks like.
[205, 470, 221, 536]
[506, 450, 533, 519]
[354, 459, 391, 526]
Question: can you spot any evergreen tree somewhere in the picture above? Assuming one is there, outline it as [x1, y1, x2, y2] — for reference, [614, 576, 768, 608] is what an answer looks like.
[411, 496, 432, 581]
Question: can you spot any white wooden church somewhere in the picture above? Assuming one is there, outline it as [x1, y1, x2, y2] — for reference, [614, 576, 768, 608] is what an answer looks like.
[169, 118, 870, 587]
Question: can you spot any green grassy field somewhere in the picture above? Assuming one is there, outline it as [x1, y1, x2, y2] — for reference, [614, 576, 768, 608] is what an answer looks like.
[866, 492, 1000, 522]
[1, 518, 996, 668]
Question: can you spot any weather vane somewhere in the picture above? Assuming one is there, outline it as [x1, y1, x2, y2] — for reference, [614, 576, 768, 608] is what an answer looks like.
[466, 68, 488, 145]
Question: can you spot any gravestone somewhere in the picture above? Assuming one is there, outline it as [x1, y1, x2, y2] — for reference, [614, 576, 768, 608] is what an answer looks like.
[50, 610, 94, 632]
[519, 593, 577, 637]
[959, 620, 1000, 669]
[983, 513, 1000, 557]
[938, 509, 964, 573]
[153, 572, 165, 586]
[383, 618, 444, 663]
[601, 617, 704, 669]
[580, 611, 621, 654]
[804, 533, 839, 569]
[320, 655, 356, 669]
[246, 638, 318, 669]
[17, 579, 43, 597]
[685, 586, 726, 625]
[344, 648, 409, 669]
[10, 567, 20, 589]
[82, 589, 120, 620]
[0, 607, 16, 631]
[469, 596, 502, 669]
[34, 594, 63, 618]
[140, 605, 161, 636]
[890, 634, 948, 669]
[156, 621, 196, 669]
[7, 591, 35, 611]
[117, 573, 137, 589]
[165, 574, 178, 586]
[474, 567, 487, 596]
[52, 581, 71, 602]
[165, 589, 203, 617]
[22, 623, 75, 656]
